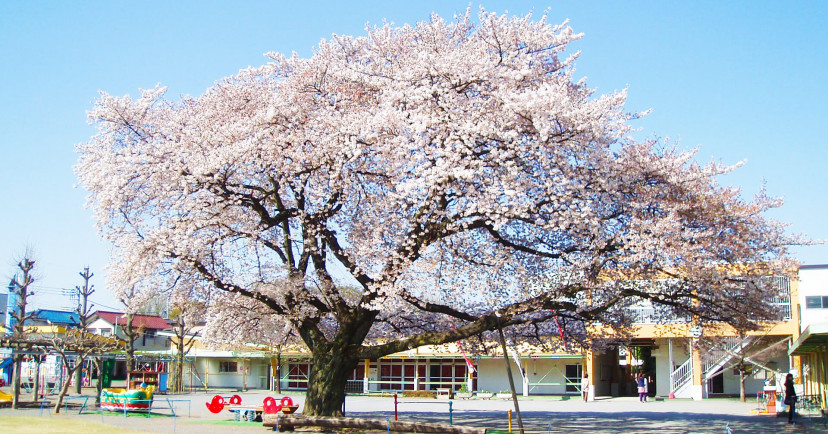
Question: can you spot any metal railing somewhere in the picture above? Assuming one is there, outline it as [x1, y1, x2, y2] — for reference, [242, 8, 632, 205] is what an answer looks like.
[628, 276, 792, 324]
[343, 379, 468, 394]
[627, 306, 691, 324]
[703, 337, 742, 375]
[670, 358, 693, 395]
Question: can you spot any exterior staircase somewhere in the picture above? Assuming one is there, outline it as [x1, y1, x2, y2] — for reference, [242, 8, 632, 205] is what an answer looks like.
[669, 336, 755, 398]
[703, 336, 755, 381]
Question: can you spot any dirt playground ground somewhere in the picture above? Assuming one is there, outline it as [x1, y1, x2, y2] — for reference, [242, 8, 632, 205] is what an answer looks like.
[1, 387, 826, 433]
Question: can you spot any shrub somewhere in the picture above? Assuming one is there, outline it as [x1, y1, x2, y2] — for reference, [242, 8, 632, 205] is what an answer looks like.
[401, 390, 437, 399]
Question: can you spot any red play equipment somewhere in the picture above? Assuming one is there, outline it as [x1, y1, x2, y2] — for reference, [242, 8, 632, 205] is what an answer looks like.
[205, 394, 242, 413]
[263, 396, 297, 414]
[205, 394, 298, 422]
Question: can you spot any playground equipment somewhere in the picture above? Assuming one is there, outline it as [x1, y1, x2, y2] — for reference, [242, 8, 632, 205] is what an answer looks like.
[100, 385, 155, 412]
[205, 394, 242, 413]
[205, 394, 297, 422]
[0, 390, 12, 407]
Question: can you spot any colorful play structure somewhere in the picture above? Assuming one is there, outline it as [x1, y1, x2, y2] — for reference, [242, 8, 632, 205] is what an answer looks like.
[0, 390, 12, 407]
[206, 394, 298, 422]
[100, 385, 155, 412]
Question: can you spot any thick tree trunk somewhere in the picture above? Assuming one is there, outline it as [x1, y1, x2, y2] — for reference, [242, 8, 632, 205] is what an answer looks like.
[11, 355, 22, 409]
[125, 340, 135, 374]
[302, 341, 359, 417]
[124, 313, 136, 373]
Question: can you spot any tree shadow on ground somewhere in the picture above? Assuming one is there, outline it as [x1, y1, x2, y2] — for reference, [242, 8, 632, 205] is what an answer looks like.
[347, 409, 820, 433]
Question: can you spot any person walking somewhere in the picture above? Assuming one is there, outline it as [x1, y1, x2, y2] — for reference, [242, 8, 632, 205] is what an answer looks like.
[784, 373, 797, 424]
[581, 373, 589, 402]
[637, 373, 648, 402]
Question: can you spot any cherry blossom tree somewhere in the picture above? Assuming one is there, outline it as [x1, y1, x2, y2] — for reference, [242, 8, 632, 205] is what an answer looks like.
[77, 10, 794, 416]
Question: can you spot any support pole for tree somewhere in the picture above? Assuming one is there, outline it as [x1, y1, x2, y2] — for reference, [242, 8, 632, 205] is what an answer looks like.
[497, 325, 524, 434]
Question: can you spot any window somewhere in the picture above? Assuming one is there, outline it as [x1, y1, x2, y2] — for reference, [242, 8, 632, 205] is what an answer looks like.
[805, 296, 828, 309]
[101, 329, 111, 336]
[287, 363, 310, 389]
[219, 361, 238, 373]
[378, 360, 424, 391]
[427, 359, 468, 391]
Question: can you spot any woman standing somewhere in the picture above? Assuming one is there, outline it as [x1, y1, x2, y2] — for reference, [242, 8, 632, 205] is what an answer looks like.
[637, 373, 648, 402]
[784, 373, 797, 424]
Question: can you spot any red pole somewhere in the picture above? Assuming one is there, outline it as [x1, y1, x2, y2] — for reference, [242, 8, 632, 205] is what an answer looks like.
[394, 393, 398, 421]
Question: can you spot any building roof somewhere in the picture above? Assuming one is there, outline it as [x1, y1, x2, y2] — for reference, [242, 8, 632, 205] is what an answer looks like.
[789, 322, 828, 356]
[92, 311, 170, 331]
[799, 264, 828, 270]
[24, 309, 80, 326]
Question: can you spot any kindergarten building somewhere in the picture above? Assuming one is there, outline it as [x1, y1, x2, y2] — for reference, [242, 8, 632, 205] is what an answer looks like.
[163, 273, 801, 402]
[585, 275, 796, 401]
[2, 270, 806, 402]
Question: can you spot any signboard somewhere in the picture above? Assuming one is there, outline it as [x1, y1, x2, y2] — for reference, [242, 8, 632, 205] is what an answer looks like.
[690, 325, 702, 338]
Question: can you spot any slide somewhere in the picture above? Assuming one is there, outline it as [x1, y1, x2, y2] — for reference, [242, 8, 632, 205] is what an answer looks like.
[0, 390, 12, 405]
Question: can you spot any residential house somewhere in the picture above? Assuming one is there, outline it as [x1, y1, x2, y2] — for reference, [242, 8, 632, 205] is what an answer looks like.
[87, 311, 171, 379]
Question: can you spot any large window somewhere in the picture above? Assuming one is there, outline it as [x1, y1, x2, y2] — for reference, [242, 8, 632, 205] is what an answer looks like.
[219, 361, 238, 373]
[806, 296, 828, 309]
[287, 363, 310, 389]
[346, 362, 366, 393]
[379, 360, 423, 391]
[427, 359, 468, 391]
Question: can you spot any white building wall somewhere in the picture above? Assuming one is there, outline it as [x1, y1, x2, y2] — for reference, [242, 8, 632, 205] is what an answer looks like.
[200, 358, 270, 390]
[201, 358, 266, 389]
[718, 354, 789, 396]
[476, 357, 582, 395]
[652, 339, 691, 397]
[798, 266, 828, 328]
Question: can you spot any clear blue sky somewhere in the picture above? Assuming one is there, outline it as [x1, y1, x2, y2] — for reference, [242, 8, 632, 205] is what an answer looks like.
[1, 1, 826, 311]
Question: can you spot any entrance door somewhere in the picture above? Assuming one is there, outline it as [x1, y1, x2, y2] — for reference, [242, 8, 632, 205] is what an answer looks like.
[565, 364, 582, 393]
[708, 367, 724, 394]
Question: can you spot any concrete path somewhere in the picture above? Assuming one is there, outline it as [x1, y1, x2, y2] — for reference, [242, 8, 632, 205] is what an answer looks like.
[1, 390, 825, 433]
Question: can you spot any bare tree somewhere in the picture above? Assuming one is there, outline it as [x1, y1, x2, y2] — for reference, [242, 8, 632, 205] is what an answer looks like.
[51, 267, 121, 413]
[8, 254, 36, 409]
